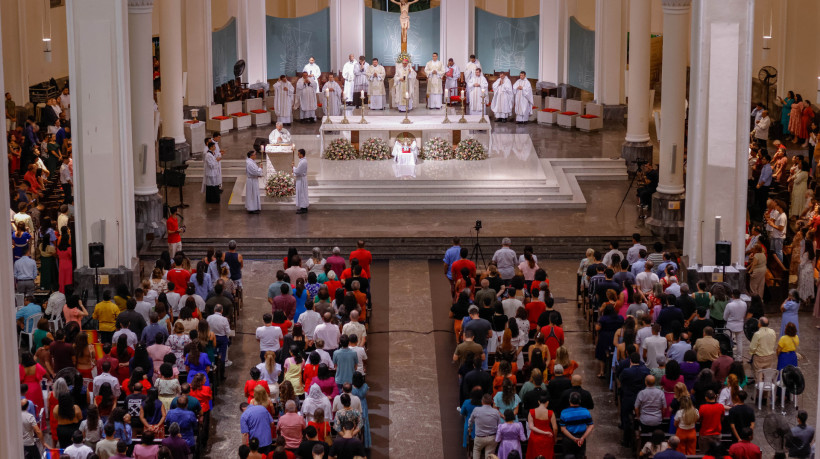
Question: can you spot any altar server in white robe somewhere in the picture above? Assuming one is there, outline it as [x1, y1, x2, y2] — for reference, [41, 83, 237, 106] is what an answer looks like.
[353, 56, 369, 106]
[342, 54, 356, 104]
[424, 53, 445, 109]
[491, 73, 514, 122]
[463, 55, 482, 104]
[245, 149, 264, 213]
[445, 58, 460, 102]
[467, 68, 488, 115]
[322, 74, 343, 117]
[202, 141, 222, 203]
[272, 75, 294, 125]
[394, 59, 417, 112]
[293, 149, 309, 214]
[269, 122, 292, 144]
[513, 71, 534, 124]
[367, 58, 386, 110]
[303, 57, 321, 92]
[295, 72, 318, 123]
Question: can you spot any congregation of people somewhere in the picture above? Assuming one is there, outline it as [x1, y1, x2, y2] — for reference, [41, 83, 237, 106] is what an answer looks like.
[447, 235, 815, 459]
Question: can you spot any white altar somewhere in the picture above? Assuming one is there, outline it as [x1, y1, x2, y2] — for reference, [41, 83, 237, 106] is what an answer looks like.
[263, 143, 294, 181]
[319, 115, 492, 152]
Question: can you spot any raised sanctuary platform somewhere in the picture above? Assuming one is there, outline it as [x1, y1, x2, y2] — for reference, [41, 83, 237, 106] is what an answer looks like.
[186, 134, 627, 210]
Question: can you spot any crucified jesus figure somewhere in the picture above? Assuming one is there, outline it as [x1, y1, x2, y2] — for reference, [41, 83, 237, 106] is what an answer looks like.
[390, 0, 419, 51]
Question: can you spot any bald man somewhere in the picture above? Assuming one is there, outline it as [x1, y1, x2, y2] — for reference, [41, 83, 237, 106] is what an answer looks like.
[634, 375, 666, 432]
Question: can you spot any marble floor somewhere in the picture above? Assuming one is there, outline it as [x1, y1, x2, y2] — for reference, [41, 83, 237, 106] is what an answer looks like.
[204, 258, 819, 459]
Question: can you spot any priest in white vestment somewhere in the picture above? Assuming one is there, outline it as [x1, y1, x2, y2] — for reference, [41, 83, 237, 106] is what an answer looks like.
[293, 149, 309, 214]
[491, 73, 514, 122]
[394, 60, 417, 112]
[269, 122, 292, 144]
[463, 55, 482, 105]
[202, 141, 223, 203]
[392, 139, 419, 178]
[353, 56, 369, 106]
[322, 74, 343, 117]
[295, 73, 318, 123]
[467, 68, 488, 115]
[424, 53, 445, 109]
[302, 57, 321, 92]
[445, 58, 460, 102]
[342, 54, 356, 103]
[245, 149, 264, 213]
[367, 58, 386, 110]
[513, 71, 534, 124]
[272, 76, 294, 125]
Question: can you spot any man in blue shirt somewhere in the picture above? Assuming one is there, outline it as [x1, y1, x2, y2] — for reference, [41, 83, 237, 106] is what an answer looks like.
[140, 312, 167, 345]
[655, 252, 678, 276]
[165, 395, 198, 448]
[16, 296, 42, 333]
[241, 402, 275, 454]
[559, 392, 594, 458]
[755, 153, 772, 220]
[442, 237, 461, 297]
[630, 249, 648, 276]
[13, 246, 38, 296]
[332, 335, 358, 388]
[654, 436, 687, 459]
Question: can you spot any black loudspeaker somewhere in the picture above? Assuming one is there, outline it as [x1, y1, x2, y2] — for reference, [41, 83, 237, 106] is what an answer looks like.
[88, 243, 105, 268]
[159, 137, 176, 163]
[715, 241, 732, 267]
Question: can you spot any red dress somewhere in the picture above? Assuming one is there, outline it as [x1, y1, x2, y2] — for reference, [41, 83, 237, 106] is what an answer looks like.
[244, 379, 270, 402]
[302, 363, 319, 390]
[526, 409, 554, 459]
[20, 364, 47, 413]
[57, 247, 73, 293]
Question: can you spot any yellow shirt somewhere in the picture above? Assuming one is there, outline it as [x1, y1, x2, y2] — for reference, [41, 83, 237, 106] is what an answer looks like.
[92, 300, 120, 332]
[778, 335, 799, 353]
[113, 296, 129, 313]
[750, 326, 777, 356]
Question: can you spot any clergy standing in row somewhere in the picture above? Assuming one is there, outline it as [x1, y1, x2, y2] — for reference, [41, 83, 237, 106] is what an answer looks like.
[463, 55, 482, 104]
[424, 53, 445, 109]
[394, 59, 417, 112]
[202, 141, 223, 203]
[295, 72, 318, 123]
[245, 149, 264, 214]
[354, 56, 369, 107]
[467, 68, 488, 115]
[272, 75, 294, 125]
[367, 58, 386, 110]
[293, 149, 309, 214]
[303, 56, 321, 92]
[342, 54, 356, 104]
[513, 71, 533, 124]
[445, 58, 460, 103]
[491, 73, 513, 122]
[323, 74, 343, 117]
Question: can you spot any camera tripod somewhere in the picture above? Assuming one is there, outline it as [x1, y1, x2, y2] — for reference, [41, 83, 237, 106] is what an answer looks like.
[472, 226, 487, 269]
[615, 161, 647, 218]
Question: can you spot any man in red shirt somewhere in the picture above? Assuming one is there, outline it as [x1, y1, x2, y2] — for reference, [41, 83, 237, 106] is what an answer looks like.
[166, 254, 191, 294]
[524, 294, 546, 332]
[166, 206, 183, 258]
[349, 240, 373, 278]
[728, 427, 762, 459]
[451, 248, 476, 284]
[698, 390, 725, 453]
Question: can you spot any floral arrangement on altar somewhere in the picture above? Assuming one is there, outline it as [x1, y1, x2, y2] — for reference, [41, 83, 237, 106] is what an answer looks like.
[454, 138, 487, 160]
[358, 138, 391, 161]
[395, 52, 413, 64]
[265, 171, 295, 197]
[420, 137, 453, 160]
[323, 138, 357, 160]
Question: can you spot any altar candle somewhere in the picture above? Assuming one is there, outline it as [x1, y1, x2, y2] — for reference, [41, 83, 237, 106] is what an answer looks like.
[461, 89, 465, 99]
[405, 91, 409, 100]
[361, 90, 365, 100]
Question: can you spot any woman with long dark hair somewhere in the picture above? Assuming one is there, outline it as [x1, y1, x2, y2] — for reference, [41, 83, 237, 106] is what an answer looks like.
[56, 226, 73, 293]
[595, 300, 623, 378]
[53, 392, 82, 447]
[184, 341, 212, 385]
[189, 261, 211, 299]
[140, 387, 167, 439]
[39, 230, 58, 291]
[95, 382, 116, 419]
[282, 345, 305, 396]
[112, 333, 134, 383]
[79, 404, 103, 449]
[130, 342, 155, 381]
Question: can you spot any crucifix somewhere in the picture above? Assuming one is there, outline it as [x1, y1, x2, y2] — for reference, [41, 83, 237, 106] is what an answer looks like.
[390, 0, 419, 53]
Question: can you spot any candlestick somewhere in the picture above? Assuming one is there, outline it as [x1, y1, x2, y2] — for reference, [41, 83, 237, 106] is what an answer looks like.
[401, 93, 412, 124]
[359, 93, 368, 124]
[341, 95, 350, 124]
[324, 89, 332, 124]
[442, 102, 451, 124]
[479, 92, 488, 123]
[458, 95, 467, 123]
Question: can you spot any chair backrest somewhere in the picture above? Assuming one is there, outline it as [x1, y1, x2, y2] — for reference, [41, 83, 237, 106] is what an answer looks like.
[585, 103, 603, 117]
[548, 96, 564, 111]
[25, 313, 43, 334]
[757, 368, 779, 385]
[246, 98, 263, 111]
[566, 99, 586, 113]
[225, 100, 243, 115]
[207, 104, 224, 118]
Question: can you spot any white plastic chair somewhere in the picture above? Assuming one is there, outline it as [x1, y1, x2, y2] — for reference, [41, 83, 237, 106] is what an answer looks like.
[48, 313, 64, 333]
[778, 368, 799, 410]
[756, 368, 779, 410]
[15, 293, 24, 307]
[19, 313, 43, 350]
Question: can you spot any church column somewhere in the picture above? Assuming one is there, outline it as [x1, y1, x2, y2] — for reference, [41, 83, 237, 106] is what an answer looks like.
[647, 0, 690, 241]
[185, 0, 213, 107]
[0, 7, 26, 458]
[594, 0, 625, 106]
[621, 0, 653, 170]
[683, 0, 754, 267]
[66, 0, 139, 283]
[441, 0, 474, 70]
[159, 0, 190, 163]
[236, 0, 267, 86]
[330, 0, 365, 72]
[129, 0, 164, 249]
[538, 0, 567, 85]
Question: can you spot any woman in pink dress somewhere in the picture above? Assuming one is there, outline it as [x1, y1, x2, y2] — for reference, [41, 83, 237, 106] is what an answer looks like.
[20, 352, 47, 414]
[801, 103, 815, 146]
[789, 95, 805, 140]
[56, 227, 73, 293]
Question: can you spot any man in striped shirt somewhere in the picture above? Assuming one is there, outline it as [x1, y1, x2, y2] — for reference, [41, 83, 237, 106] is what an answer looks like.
[559, 392, 594, 458]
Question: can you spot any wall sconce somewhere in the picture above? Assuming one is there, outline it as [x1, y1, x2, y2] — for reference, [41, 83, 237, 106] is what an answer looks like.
[42, 0, 52, 62]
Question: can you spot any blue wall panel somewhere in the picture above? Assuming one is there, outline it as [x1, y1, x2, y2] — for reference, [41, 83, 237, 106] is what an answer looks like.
[473, 8, 539, 76]
[266, 9, 331, 77]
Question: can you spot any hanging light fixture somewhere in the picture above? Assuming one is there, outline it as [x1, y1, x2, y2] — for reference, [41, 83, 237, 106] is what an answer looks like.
[42, 0, 52, 62]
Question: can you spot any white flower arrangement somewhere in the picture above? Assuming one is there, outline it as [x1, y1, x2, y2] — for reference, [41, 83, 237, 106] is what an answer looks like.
[420, 137, 453, 160]
[453, 138, 487, 161]
[265, 171, 295, 197]
[323, 138, 358, 160]
[358, 137, 391, 161]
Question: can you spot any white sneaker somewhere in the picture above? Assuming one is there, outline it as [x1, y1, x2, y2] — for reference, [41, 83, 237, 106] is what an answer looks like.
[225, 360, 233, 367]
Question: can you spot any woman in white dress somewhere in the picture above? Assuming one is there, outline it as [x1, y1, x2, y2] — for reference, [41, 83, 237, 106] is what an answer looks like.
[798, 238, 815, 304]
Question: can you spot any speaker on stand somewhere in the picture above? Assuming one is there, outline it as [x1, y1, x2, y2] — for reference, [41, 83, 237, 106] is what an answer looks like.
[158, 137, 176, 215]
[715, 241, 731, 280]
[88, 243, 105, 301]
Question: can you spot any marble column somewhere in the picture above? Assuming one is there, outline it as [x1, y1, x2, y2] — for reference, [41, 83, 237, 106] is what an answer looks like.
[0, 7, 26, 457]
[621, 0, 653, 170]
[538, 0, 567, 85]
[185, 0, 213, 107]
[594, 0, 625, 107]
[159, 0, 191, 163]
[236, 0, 267, 86]
[441, 0, 474, 70]
[129, 0, 163, 250]
[683, 0, 754, 267]
[647, 0, 690, 241]
[329, 0, 365, 72]
[66, 0, 139, 280]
